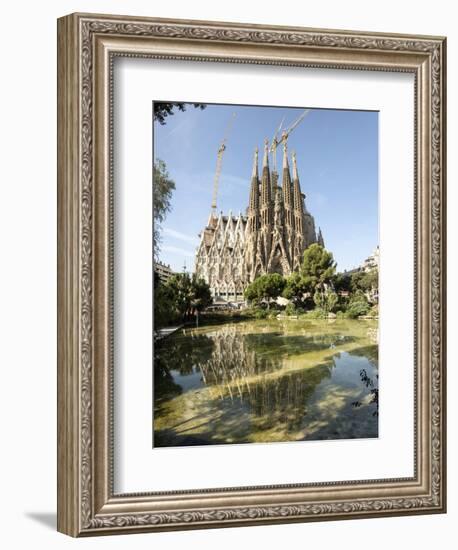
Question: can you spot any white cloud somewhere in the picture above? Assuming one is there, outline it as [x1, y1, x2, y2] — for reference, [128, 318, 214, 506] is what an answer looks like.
[163, 227, 199, 244]
[162, 245, 196, 257]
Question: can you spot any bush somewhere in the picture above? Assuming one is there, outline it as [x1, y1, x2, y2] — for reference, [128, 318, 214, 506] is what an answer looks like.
[336, 294, 350, 313]
[301, 296, 315, 311]
[301, 308, 327, 319]
[253, 308, 269, 319]
[346, 300, 370, 319]
[285, 303, 296, 316]
[313, 289, 338, 314]
[369, 304, 379, 317]
[154, 283, 179, 328]
[244, 273, 286, 307]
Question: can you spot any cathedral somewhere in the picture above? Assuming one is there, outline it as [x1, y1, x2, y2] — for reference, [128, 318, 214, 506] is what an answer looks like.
[195, 140, 324, 302]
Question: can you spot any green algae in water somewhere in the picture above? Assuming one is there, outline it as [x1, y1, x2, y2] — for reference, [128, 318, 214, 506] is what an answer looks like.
[153, 318, 378, 447]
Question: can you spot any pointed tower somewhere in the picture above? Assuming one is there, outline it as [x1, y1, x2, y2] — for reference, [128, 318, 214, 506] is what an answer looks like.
[247, 147, 259, 231]
[291, 151, 305, 269]
[245, 147, 261, 280]
[281, 140, 294, 261]
[270, 157, 279, 199]
[292, 151, 304, 220]
[195, 136, 324, 300]
[282, 142, 293, 209]
[317, 227, 325, 247]
[272, 181, 284, 232]
[260, 138, 273, 265]
[260, 139, 272, 209]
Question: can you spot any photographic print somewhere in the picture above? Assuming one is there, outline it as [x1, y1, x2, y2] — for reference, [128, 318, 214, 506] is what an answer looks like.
[153, 101, 379, 448]
[57, 14, 446, 534]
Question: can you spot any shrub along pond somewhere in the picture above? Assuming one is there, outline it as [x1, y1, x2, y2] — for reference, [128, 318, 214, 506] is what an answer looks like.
[153, 318, 378, 447]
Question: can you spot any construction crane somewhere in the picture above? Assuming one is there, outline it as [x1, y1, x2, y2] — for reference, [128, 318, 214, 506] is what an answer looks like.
[269, 116, 285, 174]
[211, 112, 236, 214]
[270, 109, 310, 171]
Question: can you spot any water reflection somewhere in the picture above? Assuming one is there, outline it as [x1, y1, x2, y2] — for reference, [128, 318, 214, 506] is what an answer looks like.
[154, 319, 378, 447]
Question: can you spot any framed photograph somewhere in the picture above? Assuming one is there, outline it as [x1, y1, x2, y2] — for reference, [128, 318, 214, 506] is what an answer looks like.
[57, 13, 446, 536]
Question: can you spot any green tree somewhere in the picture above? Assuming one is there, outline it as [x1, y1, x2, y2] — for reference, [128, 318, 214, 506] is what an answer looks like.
[346, 300, 370, 318]
[244, 273, 286, 309]
[153, 159, 176, 258]
[154, 282, 178, 328]
[165, 273, 194, 317]
[333, 272, 352, 293]
[360, 269, 378, 292]
[301, 244, 336, 292]
[244, 279, 261, 306]
[301, 244, 336, 311]
[352, 289, 368, 302]
[313, 289, 338, 314]
[360, 268, 379, 304]
[325, 290, 338, 312]
[153, 102, 206, 125]
[262, 274, 286, 308]
[350, 270, 365, 292]
[154, 272, 213, 327]
[284, 302, 297, 316]
[346, 289, 370, 318]
[350, 268, 378, 304]
[282, 271, 309, 304]
[190, 274, 213, 312]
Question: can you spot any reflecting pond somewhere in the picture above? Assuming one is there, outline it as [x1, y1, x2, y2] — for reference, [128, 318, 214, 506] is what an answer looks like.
[153, 318, 378, 447]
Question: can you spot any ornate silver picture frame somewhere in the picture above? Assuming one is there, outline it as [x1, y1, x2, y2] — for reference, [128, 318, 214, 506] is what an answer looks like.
[57, 12, 446, 536]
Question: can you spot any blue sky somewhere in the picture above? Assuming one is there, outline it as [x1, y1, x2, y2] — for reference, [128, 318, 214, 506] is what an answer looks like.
[153, 102, 378, 273]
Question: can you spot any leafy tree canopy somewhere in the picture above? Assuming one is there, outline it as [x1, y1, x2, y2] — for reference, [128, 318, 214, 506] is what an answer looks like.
[360, 268, 378, 291]
[346, 300, 370, 318]
[282, 271, 310, 303]
[153, 159, 175, 258]
[154, 273, 213, 328]
[190, 275, 213, 311]
[244, 273, 286, 308]
[153, 102, 206, 125]
[313, 289, 338, 314]
[350, 268, 378, 293]
[333, 272, 352, 293]
[301, 243, 336, 292]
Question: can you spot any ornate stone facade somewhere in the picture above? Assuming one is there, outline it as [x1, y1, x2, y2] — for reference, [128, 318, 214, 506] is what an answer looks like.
[195, 141, 323, 301]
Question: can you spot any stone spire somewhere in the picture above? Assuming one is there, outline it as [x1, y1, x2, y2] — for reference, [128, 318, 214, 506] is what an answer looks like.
[291, 150, 305, 266]
[252, 145, 259, 178]
[270, 138, 279, 197]
[195, 142, 324, 298]
[259, 138, 273, 264]
[248, 147, 259, 212]
[271, 172, 279, 198]
[317, 227, 325, 247]
[273, 182, 283, 228]
[282, 141, 293, 220]
[260, 138, 271, 206]
[283, 139, 289, 170]
[292, 148, 299, 179]
[292, 151, 304, 215]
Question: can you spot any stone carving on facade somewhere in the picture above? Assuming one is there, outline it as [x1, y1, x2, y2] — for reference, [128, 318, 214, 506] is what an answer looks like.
[195, 139, 323, 301]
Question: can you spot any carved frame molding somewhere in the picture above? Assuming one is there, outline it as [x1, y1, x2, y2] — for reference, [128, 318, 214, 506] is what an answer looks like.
[57, 13, 446, 536]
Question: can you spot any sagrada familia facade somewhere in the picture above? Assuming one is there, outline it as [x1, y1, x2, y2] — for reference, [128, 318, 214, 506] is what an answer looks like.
[195, 140, 324, 302]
